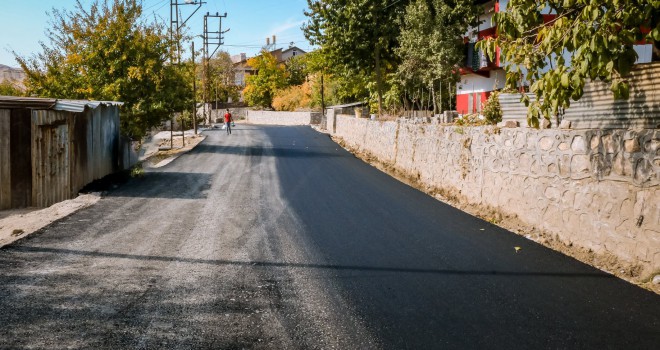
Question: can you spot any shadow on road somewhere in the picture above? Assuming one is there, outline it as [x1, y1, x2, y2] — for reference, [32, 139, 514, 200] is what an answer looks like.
[260, 125, 660, 349]
[105, 172, 213, 199]
[192, 144, 344, 159]
[7, 245, 615, 279]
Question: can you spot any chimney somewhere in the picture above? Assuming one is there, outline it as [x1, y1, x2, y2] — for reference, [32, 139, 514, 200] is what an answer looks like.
[266, 37, 270, 46]
[272, 35, 276, 46]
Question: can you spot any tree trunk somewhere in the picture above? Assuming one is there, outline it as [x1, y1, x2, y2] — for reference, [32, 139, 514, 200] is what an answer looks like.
[449, 81, 454, 110]
[431, 82, 437, 115]
[439, 79, 443, 113]
[192, 41, 197, 135]
[320, 73, 325, 115]
[375, 45, 383, 116]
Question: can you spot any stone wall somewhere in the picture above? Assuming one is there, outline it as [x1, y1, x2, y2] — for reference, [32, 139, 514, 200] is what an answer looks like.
[333, 115, 659, 274]
[246, 111, 322, 125]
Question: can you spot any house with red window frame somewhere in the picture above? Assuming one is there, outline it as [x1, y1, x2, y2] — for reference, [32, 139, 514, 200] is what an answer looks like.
[456, 0, 655, 116]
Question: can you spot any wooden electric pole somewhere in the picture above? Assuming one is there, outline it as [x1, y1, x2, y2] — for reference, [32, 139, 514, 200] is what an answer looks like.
[192, 41, 198, 135]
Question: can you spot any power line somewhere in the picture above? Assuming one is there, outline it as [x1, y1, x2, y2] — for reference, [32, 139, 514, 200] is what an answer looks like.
[143, 0, 168, 12]
[384, 0, 404, 9]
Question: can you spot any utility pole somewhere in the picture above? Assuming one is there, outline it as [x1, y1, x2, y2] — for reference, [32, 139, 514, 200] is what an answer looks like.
[170, 1, 205, 63]
[201, 35, 207, 127]
[169, 0, 205, 148]
[192, 41, 198, 135]
[203, 11, 228, 125]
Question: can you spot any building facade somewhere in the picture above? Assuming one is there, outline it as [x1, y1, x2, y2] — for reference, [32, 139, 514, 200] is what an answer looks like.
[456, 0, 655, 116]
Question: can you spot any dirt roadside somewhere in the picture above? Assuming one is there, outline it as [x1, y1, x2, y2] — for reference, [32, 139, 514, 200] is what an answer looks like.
[331, 135, 660, 295]
[0, 193, 101, 247]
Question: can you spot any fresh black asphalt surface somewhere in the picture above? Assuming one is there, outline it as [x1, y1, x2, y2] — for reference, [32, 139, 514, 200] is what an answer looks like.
[1, 124, 659, 349]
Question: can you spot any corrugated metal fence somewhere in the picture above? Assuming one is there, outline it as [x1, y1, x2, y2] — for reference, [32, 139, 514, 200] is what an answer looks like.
[1, 99, 130, 209]
[500, 62, 660, 129]
[0, 109, 10, 209]
[32, 110, 71, 207]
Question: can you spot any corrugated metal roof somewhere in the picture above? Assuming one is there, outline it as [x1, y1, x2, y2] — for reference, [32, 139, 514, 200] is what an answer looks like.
[0, 96, 123, 112]
[0, 96, 56, 109]
[54, 99, 123, 113]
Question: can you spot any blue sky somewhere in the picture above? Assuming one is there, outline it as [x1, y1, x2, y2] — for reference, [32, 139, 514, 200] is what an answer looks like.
[0, 0, 313, 67]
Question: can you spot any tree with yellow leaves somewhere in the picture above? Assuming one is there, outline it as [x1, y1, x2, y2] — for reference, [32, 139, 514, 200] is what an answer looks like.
[15, 0, 192, 138]
[243, 50, 287, 109]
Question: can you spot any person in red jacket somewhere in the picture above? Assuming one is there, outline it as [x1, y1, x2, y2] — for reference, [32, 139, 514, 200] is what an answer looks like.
[224, 109, 233, 135]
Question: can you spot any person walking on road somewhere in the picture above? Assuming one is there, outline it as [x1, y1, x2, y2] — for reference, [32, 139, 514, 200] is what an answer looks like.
[224, 109, 233, 135]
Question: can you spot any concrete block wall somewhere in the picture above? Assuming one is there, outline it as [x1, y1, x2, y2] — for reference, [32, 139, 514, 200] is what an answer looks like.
[246, 111, 322, 125]
[333, 115, 660, 274]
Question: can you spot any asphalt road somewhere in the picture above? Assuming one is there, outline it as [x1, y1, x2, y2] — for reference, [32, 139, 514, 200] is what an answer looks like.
[0, 124, 659, 349]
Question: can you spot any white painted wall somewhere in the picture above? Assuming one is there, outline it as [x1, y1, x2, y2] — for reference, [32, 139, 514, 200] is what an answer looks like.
[457, 70, 506, 95]
[281, 48, 303, 61]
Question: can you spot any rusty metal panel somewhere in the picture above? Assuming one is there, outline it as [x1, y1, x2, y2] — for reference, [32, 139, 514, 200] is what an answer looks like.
[0, 109, 10, 209]
[32, 110, 70, 207]
[91, 107, 102, 180]
[91, 105, 118, 180]
[101, 105, 120, 175]
[33, 108, 68, 126]
[68, 112, 89, 196]
[10, 108, 32, 208]
[66, 106, 120, 196]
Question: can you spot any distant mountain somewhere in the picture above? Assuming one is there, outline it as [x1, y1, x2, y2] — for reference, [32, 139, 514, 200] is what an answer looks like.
[0, 64, 26, 90]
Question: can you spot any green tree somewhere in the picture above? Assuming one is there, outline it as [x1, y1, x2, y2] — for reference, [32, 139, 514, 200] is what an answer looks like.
[207, 51, 240, 104]
[0, 81, 25, 96]
[243, 50, 287, 108]
[303, 0, 409, 114]
[480, 0, 660, 127]
[397, 0, 481, 113]
[285, 55, 308, 86]
[15, 0, 192, 138]
[300, 49, 339, 111]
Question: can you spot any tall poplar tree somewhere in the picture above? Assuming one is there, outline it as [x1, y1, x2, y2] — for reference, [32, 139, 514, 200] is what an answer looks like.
[397, 0, 481, 113]
[303, 0, 409, 115]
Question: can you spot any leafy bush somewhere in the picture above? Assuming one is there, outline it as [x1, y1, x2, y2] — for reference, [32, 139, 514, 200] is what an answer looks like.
[454, 113, 489, 126]
[482, 91, 502, 124]
[0, 81, 24, 96]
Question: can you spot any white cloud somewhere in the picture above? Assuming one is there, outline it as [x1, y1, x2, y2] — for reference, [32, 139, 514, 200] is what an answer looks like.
[267, 18, 305, 37]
